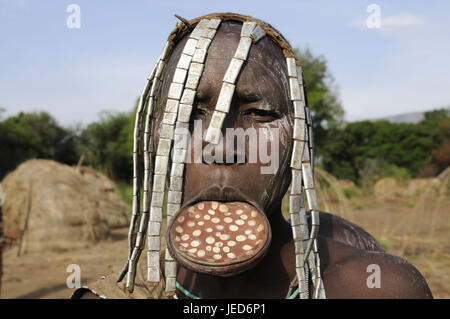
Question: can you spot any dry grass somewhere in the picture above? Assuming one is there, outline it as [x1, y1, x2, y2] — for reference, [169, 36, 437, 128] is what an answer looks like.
[2, 168, 448, 298]
[308, 167, 450, 298]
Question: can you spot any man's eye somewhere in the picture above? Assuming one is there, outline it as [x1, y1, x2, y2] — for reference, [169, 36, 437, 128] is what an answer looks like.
[243, 109, 280, 122]
[192, 108, 207, 119]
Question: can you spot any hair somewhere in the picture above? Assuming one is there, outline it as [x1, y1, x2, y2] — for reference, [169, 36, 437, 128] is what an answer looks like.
[117, 12, 325, 299]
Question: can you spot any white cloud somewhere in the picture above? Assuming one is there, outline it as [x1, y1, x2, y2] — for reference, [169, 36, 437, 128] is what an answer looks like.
[382, 13, 426, 28]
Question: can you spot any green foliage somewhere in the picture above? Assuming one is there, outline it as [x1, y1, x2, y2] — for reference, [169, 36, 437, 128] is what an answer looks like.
[321, 119, 436, 184]
[0, 101, 137, 183]
[421, 109, 450, 175]
[76, 110, 134, 181]
[294, 47, 344, 155]
[343, 185, 362, 199]
[117, 181, 133, 215]
[0, 45, 446, 190]
[0, 111, 78, 179]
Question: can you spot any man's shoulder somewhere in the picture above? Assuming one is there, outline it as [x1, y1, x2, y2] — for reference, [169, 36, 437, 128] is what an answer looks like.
[313, 211, 385, 252]
[320, 237, 433, 298]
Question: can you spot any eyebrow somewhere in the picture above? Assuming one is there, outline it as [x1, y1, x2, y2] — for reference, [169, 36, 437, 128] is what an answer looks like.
[236, 90, 263, 102]
[235, 87, 282, 112]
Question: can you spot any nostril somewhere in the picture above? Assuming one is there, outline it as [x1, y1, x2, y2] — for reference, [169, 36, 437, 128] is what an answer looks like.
[202, 151, 247, 165]
[225, 152, 246, 165]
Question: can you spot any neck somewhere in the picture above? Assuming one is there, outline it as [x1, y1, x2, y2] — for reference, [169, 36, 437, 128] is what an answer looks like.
[176, 208, 295, 298]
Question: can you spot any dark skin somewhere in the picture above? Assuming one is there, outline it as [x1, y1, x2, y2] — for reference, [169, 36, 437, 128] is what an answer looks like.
[81, 21, 432, 299]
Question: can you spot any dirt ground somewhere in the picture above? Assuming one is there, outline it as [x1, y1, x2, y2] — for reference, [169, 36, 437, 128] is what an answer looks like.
[1, 228, 129, 299]
[1, 197, 449, 299]
[344, 198, 449, 299]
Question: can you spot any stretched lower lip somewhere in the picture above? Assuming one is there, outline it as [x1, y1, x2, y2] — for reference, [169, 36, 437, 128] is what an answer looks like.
[181, 185, 264, 214]
[166, 200, 272, 277]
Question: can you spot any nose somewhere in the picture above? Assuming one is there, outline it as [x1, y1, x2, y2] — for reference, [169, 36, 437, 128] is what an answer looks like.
[201, 126, 248, 166]
[202, 138, 248, 165]
[200, 96, 248, 165]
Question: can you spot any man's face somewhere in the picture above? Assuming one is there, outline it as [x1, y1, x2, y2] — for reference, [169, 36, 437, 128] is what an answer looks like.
[159, 21, 293, 216]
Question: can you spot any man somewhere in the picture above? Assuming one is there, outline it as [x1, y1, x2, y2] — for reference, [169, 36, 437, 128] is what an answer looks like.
[74, 13, 432, 299]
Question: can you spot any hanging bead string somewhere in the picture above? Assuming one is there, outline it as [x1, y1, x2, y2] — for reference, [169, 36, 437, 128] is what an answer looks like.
[299, 66, 325, 298]
[164, 18, 222, 295]
[286, 57, 310, 299]
[145, 20, 216, 291]
[204, 21, 266, 145]
[117, 41, 170, 287]
[125, 42, 172, 292]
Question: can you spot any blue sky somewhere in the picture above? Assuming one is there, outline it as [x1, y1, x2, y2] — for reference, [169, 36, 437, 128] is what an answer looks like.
[1, 0, 449, 127]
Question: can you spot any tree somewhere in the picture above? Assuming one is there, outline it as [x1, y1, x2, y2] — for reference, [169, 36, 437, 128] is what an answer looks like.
[0, 111, 78, 179]
[76, 110, 134, 181]
[421, 108, 450, 175]
[295, 47, 344, 155]
[321, 119, 436, 183]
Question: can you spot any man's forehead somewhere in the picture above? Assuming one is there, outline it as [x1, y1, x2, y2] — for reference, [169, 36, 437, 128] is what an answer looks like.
[163, 20, 290, 113]
[202, 29, 286, 80]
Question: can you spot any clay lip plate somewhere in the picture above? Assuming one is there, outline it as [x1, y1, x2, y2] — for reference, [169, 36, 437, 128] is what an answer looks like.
[167, 201, 272, 276]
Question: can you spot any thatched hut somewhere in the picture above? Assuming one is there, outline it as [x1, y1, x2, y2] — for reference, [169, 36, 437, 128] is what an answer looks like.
[1, 159, 129, 254]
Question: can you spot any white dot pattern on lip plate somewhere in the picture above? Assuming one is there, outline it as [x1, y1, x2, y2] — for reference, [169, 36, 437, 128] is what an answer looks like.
[191, 240, 201, 247]
[193, 230, 201, 236]
[170, 201, 268, 265]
